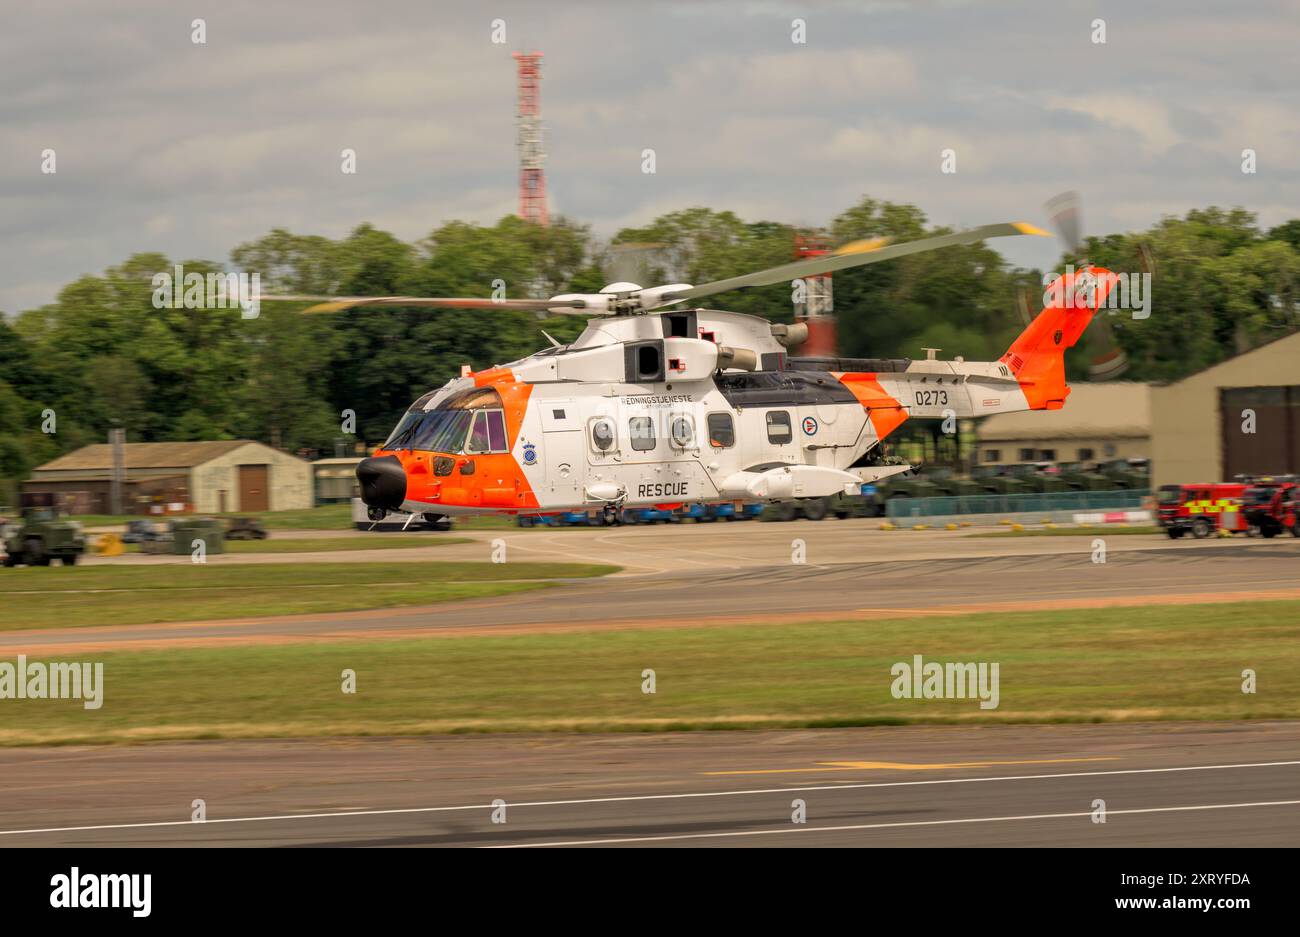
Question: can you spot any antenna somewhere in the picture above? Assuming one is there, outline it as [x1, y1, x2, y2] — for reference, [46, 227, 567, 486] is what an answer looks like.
[793, 233, 835, 355]
[512, 50, 548, 226]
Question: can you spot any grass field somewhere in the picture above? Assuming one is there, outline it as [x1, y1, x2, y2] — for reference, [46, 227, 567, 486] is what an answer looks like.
[73, 504, 355, 530]
[125, 536, 472, 554]
[0, 561, 617, 631]
[4, 599, 1296, 745]
[74, 504, 529, 532]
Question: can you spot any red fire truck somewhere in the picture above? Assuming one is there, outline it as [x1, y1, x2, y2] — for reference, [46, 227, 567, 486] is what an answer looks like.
[1240, 480, 1300, 538]
[1155, 483, 1248, 538]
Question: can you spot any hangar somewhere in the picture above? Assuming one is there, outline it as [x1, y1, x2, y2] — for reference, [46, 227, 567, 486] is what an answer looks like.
[1150, 330, 1300, 489]
[24, 440, 313, 515]
[974, 382, 1150, 467]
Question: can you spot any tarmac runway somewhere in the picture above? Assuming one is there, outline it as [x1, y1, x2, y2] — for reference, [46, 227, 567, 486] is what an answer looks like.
[1, 722, 1296, 847]
[7, 532, 1300, 653]
[5, 526, 1298, 848]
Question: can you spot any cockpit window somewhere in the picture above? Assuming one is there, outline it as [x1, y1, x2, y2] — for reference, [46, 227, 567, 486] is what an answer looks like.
[413, 410, 475, 452]
[465, 411, 509, 454]
[384, 388, 509, 453]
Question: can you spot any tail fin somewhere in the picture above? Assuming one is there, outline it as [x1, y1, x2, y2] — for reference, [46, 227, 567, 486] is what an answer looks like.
[1000, 264, 1117, 410]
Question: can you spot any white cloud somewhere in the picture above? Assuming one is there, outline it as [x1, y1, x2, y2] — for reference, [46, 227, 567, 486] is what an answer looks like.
[1, 0, 1296, 315]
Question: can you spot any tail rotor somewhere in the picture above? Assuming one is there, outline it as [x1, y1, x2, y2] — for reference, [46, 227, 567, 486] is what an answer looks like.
[1044, 191, 1129, 380]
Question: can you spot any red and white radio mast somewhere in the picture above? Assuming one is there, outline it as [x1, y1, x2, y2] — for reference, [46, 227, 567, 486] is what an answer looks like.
[512, 51, 548, 226]
[793, 233, 835, 355]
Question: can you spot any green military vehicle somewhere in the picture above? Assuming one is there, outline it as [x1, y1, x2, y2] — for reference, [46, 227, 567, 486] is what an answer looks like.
[970, 465, 1033, 495]
[1000, 463, 1069, 493]
[2, 506, 87, 567]
[925, 467, 987, 498]
[225, 517, 268, 540]
[1099, 457, 1150, 490]
[1055, 461, 1118, 491]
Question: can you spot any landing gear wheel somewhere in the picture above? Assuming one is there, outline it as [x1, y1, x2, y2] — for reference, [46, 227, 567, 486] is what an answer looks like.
[1190, 517, 1212, 539]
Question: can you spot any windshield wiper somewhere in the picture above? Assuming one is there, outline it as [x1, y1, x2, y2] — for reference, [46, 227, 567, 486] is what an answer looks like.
[388, 419, 421, 450]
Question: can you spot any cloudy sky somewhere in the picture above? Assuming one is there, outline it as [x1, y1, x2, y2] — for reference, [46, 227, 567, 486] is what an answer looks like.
[2, 0, 1297, 314]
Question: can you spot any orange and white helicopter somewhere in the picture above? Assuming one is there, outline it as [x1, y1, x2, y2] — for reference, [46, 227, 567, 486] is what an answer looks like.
[268, 220, 1119, 525]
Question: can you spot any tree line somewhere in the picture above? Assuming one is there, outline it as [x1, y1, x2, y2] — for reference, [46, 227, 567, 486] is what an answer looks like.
[2, 197, 1297, 494]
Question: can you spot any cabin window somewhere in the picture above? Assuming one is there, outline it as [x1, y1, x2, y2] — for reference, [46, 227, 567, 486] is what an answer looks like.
[465, 410, 508, 454]
[591, 418, 616, 452]
[766, 410, 792, 445]
[707, 413, 734, 448]
[670, 416, 694, 449]
[629, 416, 656, 451]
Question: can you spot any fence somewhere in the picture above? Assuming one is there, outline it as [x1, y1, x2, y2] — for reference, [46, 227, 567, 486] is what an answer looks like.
[886, 489, 1151, 524]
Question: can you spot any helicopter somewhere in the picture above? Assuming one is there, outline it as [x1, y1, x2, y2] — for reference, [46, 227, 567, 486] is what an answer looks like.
[264, 220, 1120, 525]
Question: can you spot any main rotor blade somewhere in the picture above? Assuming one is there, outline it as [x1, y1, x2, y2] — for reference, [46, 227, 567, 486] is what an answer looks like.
[256, 295, 589, 314]
[653, 221, 1049, 307]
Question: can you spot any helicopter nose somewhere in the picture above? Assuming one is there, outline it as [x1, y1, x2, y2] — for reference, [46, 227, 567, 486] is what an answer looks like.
[356, 456, 407, 511]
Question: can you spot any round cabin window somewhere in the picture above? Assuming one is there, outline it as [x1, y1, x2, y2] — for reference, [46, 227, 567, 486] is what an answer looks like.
[592, 420, 615, 452]
[671, 417, 693, 448]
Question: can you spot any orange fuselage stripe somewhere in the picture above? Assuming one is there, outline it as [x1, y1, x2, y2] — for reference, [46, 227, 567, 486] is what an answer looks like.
[834, 372, 909, 440]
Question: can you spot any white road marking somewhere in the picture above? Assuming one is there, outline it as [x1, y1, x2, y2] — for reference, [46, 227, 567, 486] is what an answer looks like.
[488, 799, 1300, 848]
[1, 759, 1296, 838]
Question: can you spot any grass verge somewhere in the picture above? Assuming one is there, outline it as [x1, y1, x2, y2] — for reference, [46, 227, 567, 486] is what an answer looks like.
[124, 536, 473, 554]
[4, 599, 1296, 745]
[971, 525, 1160, 537]
[0, 561, 618, 631]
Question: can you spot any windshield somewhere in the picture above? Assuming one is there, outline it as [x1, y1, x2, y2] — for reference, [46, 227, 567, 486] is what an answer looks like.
[383, 387, 507, 453]
[414, 410, 476, 452]
[383, 411, 424, 449]
[1243, 487, 1276, 504]
[1157, 487, 1182, 505]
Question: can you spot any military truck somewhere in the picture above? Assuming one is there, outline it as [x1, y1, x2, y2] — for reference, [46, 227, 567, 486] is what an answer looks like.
[924, 467, 987, 498]
[1055, 461, 1118, 491]
[225, 517, 269, 540]
[1000, 463, 1069, 493]
[1099, 457, 1150, 490]
[970, 465, 1033, 495]
[2, 506, 87, 567]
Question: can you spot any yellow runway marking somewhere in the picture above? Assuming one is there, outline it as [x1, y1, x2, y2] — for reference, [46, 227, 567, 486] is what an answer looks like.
[705, 756, 1119, 776]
